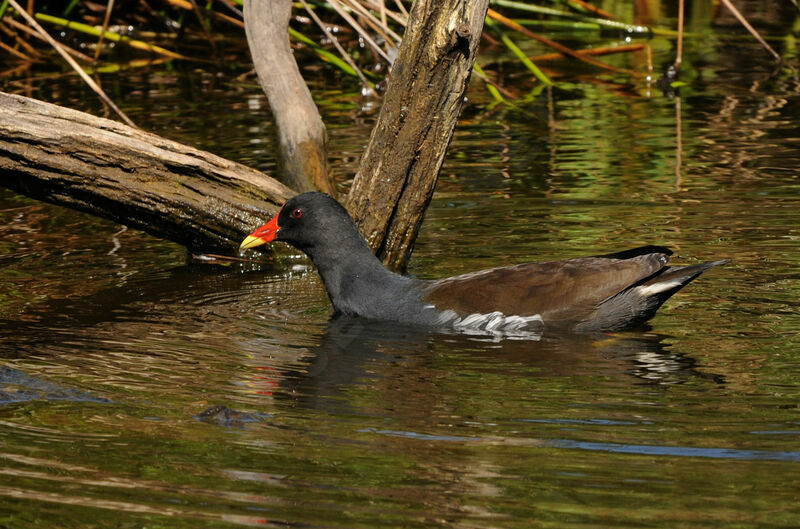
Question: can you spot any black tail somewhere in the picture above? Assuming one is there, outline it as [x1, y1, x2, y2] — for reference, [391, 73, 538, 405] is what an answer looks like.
[636, 260, 729, 307]
[592, 259, 728, 331]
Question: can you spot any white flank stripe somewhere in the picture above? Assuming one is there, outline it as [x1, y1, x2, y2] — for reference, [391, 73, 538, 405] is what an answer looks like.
[434, 309, 544, 337]
[636, 278, 685, 296]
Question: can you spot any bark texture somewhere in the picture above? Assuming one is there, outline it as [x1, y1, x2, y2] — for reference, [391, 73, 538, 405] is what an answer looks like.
[346, 0, 490, 270]
[244, 0, 335, 195]
[0, 92, 294, 252]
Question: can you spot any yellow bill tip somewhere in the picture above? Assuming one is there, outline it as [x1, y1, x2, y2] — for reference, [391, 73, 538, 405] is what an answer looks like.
[239, 235, 267, 251]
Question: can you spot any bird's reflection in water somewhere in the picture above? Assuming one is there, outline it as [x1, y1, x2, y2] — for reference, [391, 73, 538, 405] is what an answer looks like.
[280, 316, 726, 413]
[0, 261, 724, 420]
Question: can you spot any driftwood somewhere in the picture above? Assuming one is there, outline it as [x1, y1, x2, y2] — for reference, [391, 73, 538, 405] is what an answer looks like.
[0, 92, 293, 252]
[346, 0, 490, 270]
[244, 0, 335, 195]
[0, 0, 489, 268]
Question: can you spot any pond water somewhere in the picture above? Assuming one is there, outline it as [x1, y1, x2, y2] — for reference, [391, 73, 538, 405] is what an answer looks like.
[2, 5, 800, 528]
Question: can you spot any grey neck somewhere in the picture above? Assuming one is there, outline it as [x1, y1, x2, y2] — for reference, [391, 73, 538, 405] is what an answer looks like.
[303, 236, 420, 320]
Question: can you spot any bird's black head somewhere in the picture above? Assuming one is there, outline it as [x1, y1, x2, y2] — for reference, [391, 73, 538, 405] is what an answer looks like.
[240, 192, 360, 255]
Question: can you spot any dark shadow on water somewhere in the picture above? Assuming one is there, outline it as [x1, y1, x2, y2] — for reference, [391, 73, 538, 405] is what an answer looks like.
[0, 260, 291, 337]
[0, 365, 111, 405]
[280, 316, 726, 413]
[0, 262, 725, 412]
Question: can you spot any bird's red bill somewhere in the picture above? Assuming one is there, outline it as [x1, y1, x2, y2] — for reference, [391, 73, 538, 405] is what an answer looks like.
[240, 214, 280, 250]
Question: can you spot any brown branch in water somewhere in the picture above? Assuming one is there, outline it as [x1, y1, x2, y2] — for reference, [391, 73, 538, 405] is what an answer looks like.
[675, 0, 684, 70]
[379, 0, 387, 26]
[340, 0, 402, 47]
[393, 0, 409, 18]
[4, 17, 92, 62]
[362, 0, 408, 26]
[5, 0, 138, 128]
[188, 0, 219, 58]
[0, 37, 32, 61]
[471, 67, 518, 99]
[299, 0, 374, 94]
[325, 0, 393, 63]
[0, 19, 41, 58]
[94, 0, 115, 62]
[165, 0, 243, 28]
[0, 63, 34, 80]
[566, 0, 616, 20]
[719, 0, 781, 62]
[528, 42, 646, 63]
[487, 8, 644, 78]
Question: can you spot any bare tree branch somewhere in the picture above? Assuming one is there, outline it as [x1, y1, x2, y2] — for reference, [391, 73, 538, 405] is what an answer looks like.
[244, 0, 335, 195]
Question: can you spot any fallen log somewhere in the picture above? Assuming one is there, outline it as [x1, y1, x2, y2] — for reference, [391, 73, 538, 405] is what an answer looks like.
[0, 92, 294, 253]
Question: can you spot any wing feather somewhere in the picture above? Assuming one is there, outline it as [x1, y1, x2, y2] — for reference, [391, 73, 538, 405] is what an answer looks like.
[423, 251, 670, 327]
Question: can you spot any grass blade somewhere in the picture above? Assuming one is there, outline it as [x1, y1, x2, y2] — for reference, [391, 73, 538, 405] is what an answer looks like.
[34, 12, 188, 59]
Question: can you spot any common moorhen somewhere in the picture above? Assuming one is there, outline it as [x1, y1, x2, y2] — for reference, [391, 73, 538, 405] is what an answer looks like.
[240, 193, 726, 334]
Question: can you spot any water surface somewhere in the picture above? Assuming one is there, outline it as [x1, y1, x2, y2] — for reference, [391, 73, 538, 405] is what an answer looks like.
[2, 5, 800, 527]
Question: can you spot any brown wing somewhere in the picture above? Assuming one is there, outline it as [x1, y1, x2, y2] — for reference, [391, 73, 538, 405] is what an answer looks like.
[423, 253, 669, 326]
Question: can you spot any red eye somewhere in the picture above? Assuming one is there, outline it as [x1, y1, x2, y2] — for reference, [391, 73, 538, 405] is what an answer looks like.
[291, 208, 303, 219]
